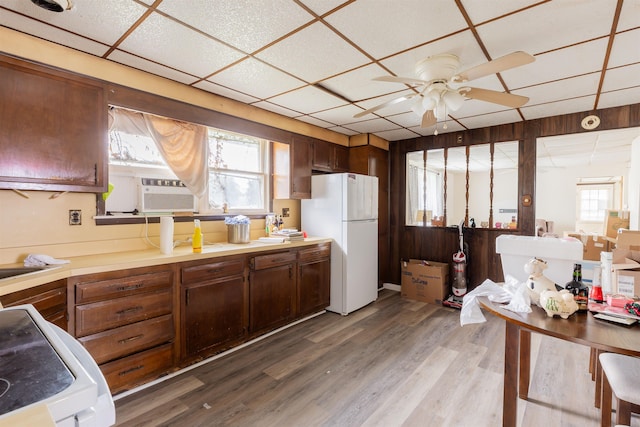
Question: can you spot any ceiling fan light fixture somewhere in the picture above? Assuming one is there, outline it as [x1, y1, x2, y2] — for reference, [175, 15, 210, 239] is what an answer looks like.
[411, 96, 426, 117]
[30, 0, 72, 12]
[443, 90, 465, 112]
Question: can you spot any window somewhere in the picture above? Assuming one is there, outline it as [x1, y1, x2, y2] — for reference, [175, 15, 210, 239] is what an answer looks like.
[206, 129, 269, 213]
[406, 150, 444, 226]
[576, 183, 614, 222]
[106, 107, 270, 216]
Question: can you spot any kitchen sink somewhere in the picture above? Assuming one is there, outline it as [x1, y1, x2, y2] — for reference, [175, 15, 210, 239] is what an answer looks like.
[0, 267, 48, 280]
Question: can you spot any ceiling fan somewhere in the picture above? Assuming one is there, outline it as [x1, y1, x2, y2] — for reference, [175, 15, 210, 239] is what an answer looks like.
[354, 51, 535, 131]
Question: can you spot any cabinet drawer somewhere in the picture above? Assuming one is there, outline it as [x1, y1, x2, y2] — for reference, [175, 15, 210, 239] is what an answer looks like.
[75, 270, 173, 304]
[101, 343, 174, 393]
[78, 314, 174, 364]
[181, 257, 244, 284]
[298, 243, 331, 263]
[75, 289, 172, 337]
[250, 251, 296, 270]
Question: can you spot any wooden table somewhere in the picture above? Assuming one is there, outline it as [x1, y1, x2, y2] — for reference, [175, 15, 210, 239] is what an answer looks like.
[478, 297, 640, 427]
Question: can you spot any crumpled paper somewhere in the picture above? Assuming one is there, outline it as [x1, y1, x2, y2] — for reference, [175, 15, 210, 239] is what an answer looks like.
[460, 275, 532, 326]
[24, 254, 70, 267]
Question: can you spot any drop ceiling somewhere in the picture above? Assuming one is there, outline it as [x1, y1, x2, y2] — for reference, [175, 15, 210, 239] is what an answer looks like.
[0, 0, 639, 146]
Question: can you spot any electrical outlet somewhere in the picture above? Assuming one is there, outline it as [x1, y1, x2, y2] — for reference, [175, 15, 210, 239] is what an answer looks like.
[69, 209, 82, 225]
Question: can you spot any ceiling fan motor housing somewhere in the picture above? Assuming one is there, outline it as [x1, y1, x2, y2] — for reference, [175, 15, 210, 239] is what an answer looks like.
[415, 54, 461, 83]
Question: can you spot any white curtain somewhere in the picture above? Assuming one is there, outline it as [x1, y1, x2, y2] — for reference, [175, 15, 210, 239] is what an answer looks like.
[108, 108, 209, 197]
[407, 165, 420, 225]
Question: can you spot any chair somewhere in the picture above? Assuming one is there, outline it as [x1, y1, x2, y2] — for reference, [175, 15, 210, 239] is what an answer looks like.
[599, 352, 640, 427]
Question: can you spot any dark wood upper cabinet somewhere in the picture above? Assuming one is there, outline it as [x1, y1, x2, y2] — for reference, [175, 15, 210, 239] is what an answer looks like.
[290, 135, 312, 199]
[0, 54, 108, 192]
[312, 139, 349, 173]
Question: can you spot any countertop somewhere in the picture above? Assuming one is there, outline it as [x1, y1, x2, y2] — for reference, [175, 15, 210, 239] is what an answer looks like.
[0, 237, 332, 297]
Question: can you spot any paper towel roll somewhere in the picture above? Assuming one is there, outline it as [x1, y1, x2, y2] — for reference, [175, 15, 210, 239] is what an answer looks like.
[160, 217, 174, 254]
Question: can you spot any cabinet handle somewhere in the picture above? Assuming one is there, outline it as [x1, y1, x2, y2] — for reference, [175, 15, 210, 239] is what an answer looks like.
[119, 365, 144, 376]
[116, 283, 144, 292]
[116, 306, 143, 315]
[289, 265, 293, 279]
[119, 334, 144, 344]
[207, 267, 224, 274]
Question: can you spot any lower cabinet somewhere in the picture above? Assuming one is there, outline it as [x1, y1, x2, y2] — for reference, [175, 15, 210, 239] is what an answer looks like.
[68, 265, 177, 394]
[297, 243, 331, 316]
[180, 256, 247, 362]
[249, 250, 297, 335]
[0, 279, 68, 330]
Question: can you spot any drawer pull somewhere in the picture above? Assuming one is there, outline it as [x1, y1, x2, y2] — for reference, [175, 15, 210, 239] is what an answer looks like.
[116, 283, 144, 292]
[119, 365, 144, 376]
[118, 334, 144, 344]
[207, 268, 224, 274]
[116, 306, 143, 315]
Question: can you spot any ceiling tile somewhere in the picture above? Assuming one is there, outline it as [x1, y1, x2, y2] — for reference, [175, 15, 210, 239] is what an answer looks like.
[617, 0, 640, 31]
[157, 0, 314, 54]
[345, 118, 400, 134]
[477, 1, 615, 58]
[324, 0, 467, 59]
[295, 115, 335, 128]
[503, 39, 608, 89]
[256, 21, 370, 83]
[460, 0, 543, 25]
[0, 6, 112, 56]
[602, 62, 640, 92]
[250, 101, 300, 118]
[299, 0, 347, 16]
[520, 96, 596, 120]
[267, 86, 347, 115]
[457, 110, 523, 129]
[320, 63, 400, 102]
[310, 104, 371, 125]
[208, 58, 306, 99]
[327, 125, 360, 136]
[108, 49, 199, 85]
[118, 12, 246, 78]
[598, 86, 640, 110]
[193, 80, 260, 104]
[384, 112, 422, 128]
[514, 73, 602, 106]
[380, 31, 486, 79]
[608, 28, 640, 68]
[374, 128, 421, 141]
[0, 0, 147, 45]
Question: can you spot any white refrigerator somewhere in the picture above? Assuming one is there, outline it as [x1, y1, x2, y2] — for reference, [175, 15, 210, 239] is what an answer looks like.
[301, 173, 379, 315]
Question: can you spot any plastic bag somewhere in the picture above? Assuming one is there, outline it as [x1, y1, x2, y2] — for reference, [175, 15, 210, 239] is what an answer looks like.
[460, 275, 530, 326]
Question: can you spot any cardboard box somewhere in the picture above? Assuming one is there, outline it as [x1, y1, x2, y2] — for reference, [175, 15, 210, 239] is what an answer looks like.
[567, 233, 610, 261]
[603, 210, 630, 239]
[401, 259, 449, 304]
[615, 269, 640, 299]
[615, 230, 640, 250]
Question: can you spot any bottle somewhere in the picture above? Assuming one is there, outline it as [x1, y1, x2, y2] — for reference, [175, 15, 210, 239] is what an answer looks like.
[590, 265, 604, 303]
[192, 219, 203, 253]
[565, 263, 589, 312]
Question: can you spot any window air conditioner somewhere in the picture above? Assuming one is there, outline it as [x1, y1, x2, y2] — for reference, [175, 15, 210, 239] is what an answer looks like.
[138, 178, 197, 213]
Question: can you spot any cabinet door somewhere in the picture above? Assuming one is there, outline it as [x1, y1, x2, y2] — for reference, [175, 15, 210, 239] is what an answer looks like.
[312, 140, 333, 171]
[249, 264, 296, 334]
[333, 145, 350, 172]
[0, 54, 107, 192]
[298, 259, 330, 316]
[183, 276, 246, 358]
[290, 136, 312, 199]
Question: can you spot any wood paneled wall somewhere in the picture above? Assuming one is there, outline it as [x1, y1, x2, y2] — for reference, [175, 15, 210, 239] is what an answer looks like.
[388, 104, 640, 289]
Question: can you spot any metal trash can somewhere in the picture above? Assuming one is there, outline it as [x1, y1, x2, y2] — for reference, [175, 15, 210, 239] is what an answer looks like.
[227, 223, 250, 244]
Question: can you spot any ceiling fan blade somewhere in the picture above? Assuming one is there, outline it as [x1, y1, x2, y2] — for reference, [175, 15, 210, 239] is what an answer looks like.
[373, 75, 426, 85]
[353, 94, 417, 118]
[462, 87, 529, 108]
[421, 110, 436, 128]
[454, 51, 535, 82]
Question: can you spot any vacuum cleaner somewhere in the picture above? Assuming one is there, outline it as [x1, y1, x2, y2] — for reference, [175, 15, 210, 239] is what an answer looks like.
[443, 220, 468, 309]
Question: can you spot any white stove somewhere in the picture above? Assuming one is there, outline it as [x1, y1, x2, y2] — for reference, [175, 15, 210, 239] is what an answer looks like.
[0, 304, 115, 426]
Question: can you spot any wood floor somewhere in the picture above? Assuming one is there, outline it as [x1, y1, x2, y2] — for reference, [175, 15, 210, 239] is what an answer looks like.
[113, 289, 640, 427]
